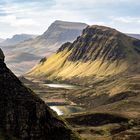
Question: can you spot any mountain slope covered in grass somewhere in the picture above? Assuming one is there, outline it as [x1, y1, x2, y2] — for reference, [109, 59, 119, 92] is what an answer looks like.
[28, 25, 140, 80]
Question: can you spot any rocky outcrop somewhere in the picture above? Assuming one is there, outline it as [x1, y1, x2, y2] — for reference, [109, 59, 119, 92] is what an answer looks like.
[57, 42, 72, 53]
[0, 48, 80, 140]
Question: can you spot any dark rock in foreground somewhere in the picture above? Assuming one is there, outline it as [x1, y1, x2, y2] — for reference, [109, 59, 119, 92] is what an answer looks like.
[0, 48, 80, 140]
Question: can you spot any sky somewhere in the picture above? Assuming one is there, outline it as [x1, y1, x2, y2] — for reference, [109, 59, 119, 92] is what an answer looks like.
[0, 0, 140, 38]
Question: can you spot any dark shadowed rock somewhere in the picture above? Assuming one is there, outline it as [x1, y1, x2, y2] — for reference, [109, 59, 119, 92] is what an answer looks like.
[0, 48, 80, 140]
[0, 48, 4, 62]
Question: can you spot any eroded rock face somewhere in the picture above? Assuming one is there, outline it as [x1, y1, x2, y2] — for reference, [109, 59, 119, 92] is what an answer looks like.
[0, 48, 80, 140]
[66, 25, 127, 62]
[56, 25, 140, 63]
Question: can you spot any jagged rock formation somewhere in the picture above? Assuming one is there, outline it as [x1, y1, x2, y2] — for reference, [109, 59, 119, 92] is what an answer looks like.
[28, 25, 140, 79]
[0, 48, 80, 140]
[2, 20, 87, 75]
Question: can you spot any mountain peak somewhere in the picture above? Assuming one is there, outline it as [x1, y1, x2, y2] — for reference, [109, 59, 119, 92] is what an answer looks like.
[42, 20, 87, 41]
[42, 20, 88, 36]
[53, 20, 87, 26]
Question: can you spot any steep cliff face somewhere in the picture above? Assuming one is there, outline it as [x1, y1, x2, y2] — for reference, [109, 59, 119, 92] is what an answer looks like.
[66, 26, 126, 61]
[0, 48, 80, 140]
[28, 25, 140, 79]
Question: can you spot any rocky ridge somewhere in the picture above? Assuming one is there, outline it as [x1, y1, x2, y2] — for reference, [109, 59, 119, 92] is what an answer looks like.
[28, 25, 140, 79]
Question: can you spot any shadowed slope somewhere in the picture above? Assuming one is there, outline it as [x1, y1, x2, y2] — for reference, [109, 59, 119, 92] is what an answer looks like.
[0, 49, 80, 140]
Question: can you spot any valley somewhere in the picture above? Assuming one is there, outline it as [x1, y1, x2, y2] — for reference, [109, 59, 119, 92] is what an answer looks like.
[21, 73, 140, 140]
[20, 76, 85, 115]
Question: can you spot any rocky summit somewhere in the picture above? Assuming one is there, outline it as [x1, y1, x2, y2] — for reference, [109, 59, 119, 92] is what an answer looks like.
[0, 48, 80, 140]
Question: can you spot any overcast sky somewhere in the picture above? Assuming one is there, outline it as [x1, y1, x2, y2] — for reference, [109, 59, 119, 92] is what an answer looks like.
[0, 0, 140, 38]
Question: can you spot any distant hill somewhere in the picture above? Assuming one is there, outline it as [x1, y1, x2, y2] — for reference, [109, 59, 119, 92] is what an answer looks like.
[127, 33, 140, 39]
[39, 20, 88, 52]
[28, 25, 140, 79]
[2, 20, 87, 75]
[0, 34, 37, 46]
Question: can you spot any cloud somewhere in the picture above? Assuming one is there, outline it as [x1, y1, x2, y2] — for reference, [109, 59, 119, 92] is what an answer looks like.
[0, 15, 39, 27]
[110, 16, 140, 24]
[0, 0, 140, 38]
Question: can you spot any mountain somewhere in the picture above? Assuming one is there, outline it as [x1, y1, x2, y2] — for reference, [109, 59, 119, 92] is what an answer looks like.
[0, 34, 37, 46]
[0, 48, 80, 140]
[40, 20, 88, 52]
[127, 33, 140, 39]
[28, 25, 140, 80]
[2, 20, 87, 75]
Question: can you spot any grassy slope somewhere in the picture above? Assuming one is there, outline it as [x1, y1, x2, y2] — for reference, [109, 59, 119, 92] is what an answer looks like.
[28, 49, 129, 79]
[27, 29, 140, 80]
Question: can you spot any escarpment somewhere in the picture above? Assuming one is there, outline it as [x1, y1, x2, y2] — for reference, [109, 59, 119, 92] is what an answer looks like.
[28, 25, 140, 80]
